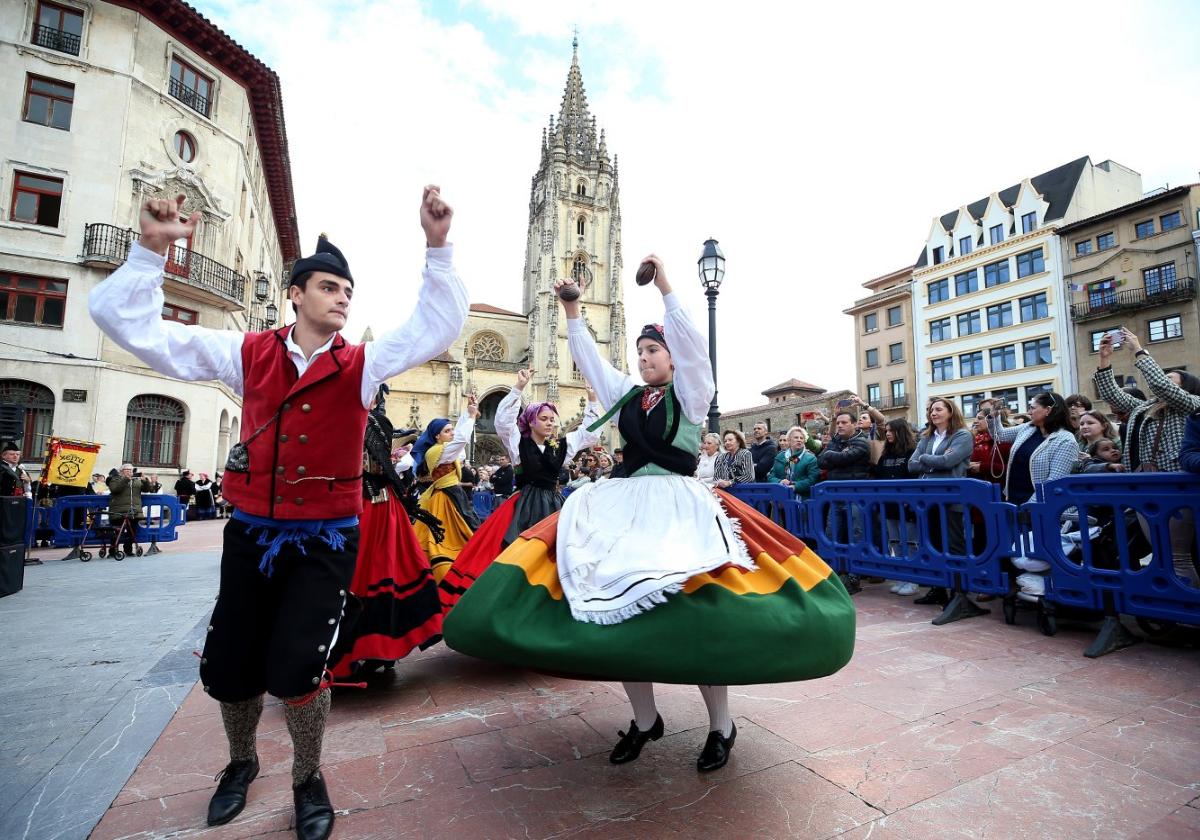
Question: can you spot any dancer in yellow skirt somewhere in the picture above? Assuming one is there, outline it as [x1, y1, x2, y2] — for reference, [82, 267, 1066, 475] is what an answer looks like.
[410, 393, 480, 582]
[445, 256, 856, 772]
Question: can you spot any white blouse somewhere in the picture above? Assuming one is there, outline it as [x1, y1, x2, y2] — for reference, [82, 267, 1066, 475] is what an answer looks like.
[567, 292, 714, 426]
[696, 451, 718, 486]
[493, 387, 603, 465]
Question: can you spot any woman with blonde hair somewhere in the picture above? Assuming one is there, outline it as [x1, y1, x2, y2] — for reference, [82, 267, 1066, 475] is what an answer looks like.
[767, 426, 820, 498]
[695, 432, 721, 487]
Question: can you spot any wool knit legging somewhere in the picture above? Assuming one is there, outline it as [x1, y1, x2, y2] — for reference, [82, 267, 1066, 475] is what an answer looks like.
[219, 689, 331, 785]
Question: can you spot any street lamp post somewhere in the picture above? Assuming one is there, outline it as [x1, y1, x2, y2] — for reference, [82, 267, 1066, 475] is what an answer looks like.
[697, 238, 726, 433]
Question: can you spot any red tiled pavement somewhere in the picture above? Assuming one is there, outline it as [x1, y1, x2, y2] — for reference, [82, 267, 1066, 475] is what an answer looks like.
[92, 586, 1200, 839]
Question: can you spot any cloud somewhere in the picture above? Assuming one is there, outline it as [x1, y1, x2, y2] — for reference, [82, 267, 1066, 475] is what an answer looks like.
[195, 0, 1200, 410]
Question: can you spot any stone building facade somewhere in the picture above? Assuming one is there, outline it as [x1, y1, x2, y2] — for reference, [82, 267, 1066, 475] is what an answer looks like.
[911, 157, 1141, 419]
[0, 0, 298, 478]
[1057, 184, 1200, 397]
[383, 41, 626, 463]
[844, 266, 916, 424]
[719, 379, 854, 439]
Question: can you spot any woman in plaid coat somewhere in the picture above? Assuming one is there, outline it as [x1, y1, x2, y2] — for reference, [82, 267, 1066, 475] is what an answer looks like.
[1095, 328, 1200, 587]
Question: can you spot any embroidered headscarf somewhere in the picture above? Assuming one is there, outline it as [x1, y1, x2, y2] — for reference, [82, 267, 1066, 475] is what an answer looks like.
[517, 402, 559, 437]
[411, 418, 450, 475]
[636, 323, 668, 350]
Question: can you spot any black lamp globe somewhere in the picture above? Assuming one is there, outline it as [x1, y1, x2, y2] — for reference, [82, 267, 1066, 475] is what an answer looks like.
[698, 238, 725, 291]
[254, 272, 269, 301]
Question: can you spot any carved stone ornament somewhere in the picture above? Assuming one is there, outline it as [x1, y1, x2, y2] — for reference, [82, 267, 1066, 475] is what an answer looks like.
[130, 166, 229, 223]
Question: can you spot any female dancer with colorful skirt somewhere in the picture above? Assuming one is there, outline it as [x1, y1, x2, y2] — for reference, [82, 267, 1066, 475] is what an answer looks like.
[439, 368, 601, 610]
[411, 393, 481, 583]
[330, 387, 445, 680]
[444, 257, 856, 771]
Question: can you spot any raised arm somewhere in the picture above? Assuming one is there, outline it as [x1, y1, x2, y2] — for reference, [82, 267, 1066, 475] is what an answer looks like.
[438, 399, 478, 465]
[565, 387, 603, 459]
[1131, 343, 1200, 414]
[494, 374, 527, 463]
[88, 196, 244, 391]
[562, 284, 634, 408]
[361, 187, 469, 408]
[987, 414, 1026, 445]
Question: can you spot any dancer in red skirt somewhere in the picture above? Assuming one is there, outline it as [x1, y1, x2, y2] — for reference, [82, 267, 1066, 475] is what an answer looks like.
[331, 387, 444, 679]
[438, 367, 600, 610]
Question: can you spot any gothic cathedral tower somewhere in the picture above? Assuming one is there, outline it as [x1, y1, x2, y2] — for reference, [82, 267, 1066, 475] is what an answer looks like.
[522, 40, 627, 412]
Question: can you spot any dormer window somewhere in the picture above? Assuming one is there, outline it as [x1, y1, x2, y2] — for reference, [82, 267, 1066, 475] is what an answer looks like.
[989, 224, 1003, 245]
[932, 246, 944, 265]
[958, 235, 973, 256]
[1021, 212, 1037, 234]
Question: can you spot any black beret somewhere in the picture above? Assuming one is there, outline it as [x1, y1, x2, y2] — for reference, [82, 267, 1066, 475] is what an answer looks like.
[290, 234, 352, 286]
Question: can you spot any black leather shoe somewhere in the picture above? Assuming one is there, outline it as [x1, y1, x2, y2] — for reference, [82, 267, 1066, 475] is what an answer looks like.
[293, 769, 335, 840]
[914, 586, 949, 606]
[840, 574, 862, 595]
[207, 756, 259, 826]
[609, 714, 664, 764]
[697, 723, 737, 772]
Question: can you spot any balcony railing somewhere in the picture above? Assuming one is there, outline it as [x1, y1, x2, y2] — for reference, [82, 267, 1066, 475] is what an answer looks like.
[168, 76, 211, 117]
[82, 223, 245, 306]
[1070, 277, 1196, 322]
[33, 25, 81, 55]
[869, 395, 910, 410]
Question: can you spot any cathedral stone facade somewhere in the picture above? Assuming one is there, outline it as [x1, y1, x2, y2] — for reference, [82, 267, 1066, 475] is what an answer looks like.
[383, 42, 627, 464]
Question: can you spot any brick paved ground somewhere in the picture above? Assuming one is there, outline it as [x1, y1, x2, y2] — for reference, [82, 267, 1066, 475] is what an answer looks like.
[86, 571, 1200, 840]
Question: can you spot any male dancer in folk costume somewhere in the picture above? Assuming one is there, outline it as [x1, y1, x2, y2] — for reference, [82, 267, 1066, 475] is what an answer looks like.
[88, 187, 468, 840]
[438, 366, 601, 610]
[444, 255, 855, 771]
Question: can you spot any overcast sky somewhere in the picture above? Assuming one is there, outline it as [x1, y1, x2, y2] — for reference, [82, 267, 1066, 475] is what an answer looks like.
[197, 0, 1200, 411]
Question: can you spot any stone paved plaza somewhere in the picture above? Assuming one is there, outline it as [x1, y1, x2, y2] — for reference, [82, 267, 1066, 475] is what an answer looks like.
[2, 520, 1198, 839]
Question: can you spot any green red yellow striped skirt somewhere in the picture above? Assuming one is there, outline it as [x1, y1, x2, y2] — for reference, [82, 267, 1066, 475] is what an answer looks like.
[443, 490, 856, 685]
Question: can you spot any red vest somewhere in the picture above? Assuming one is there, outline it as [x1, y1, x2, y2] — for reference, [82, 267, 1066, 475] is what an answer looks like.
[222, 326, 368, 520]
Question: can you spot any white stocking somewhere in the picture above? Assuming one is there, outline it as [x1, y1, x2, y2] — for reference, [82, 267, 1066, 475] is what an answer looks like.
[622, 681, 658, 731]
[698, 684, 732, 736]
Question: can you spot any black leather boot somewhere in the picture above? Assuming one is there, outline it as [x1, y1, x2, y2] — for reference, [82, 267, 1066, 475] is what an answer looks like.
[293, 769, 335, 840]
[609, 714, 665, 764]
[914, 586, 949, 606]
[697, 723, 737, 771]
[206, 756, 259, 826]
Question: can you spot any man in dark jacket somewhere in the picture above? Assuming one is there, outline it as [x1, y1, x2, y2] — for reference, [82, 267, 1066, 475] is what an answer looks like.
[817, 411, 871, 593]
[175, 470, 196, 508]
[749, 422, 778, 482]
[490, 454, 515, 497]
[107, 464, 159, 556]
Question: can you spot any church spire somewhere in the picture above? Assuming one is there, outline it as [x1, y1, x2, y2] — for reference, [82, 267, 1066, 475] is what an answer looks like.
[557, 36, 597, 163]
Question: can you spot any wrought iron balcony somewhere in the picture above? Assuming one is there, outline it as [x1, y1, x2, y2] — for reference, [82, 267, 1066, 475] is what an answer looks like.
[33, 25, 81, 55]
[869, 395, 910, 410]
[168, 76, 211, 117]
[82, 223, 245, 307]
[1070, 277, 1196, 322]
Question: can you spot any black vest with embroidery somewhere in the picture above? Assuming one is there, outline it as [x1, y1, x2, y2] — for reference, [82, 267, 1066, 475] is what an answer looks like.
[515, 435, 569, 491]
[616, 387, 697, 477]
